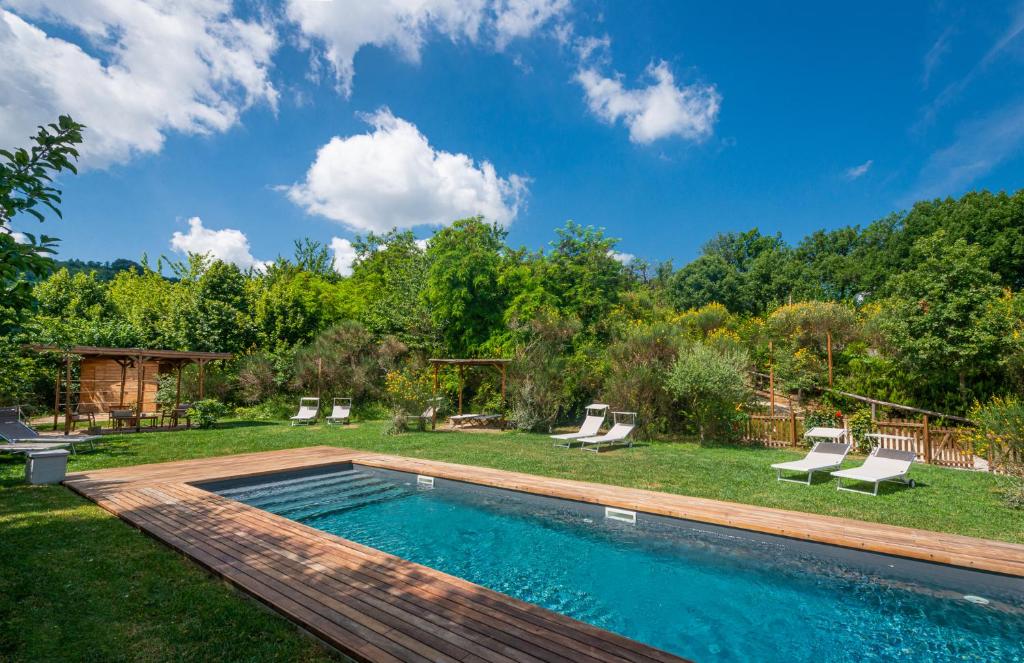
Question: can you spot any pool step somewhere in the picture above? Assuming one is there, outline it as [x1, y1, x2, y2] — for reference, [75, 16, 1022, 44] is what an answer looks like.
[227, 470, 411, 521]
[271, 482, 406, 518]
[244, 474, 385, 510]
[218, 468, 362, 501]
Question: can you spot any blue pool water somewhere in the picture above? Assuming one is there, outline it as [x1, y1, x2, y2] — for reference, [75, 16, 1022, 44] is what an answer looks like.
[211, 466, 1024, 662]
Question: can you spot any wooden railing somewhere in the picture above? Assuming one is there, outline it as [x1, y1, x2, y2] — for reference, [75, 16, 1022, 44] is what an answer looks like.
[873, 418, 975, 469]
[746, 413, 801, 448]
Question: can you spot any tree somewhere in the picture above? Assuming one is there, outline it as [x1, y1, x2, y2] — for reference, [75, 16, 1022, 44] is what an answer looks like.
[1, 115, 84, 331]
[348, 230, 434, 348]
[166, 256, 255, 353]
[874, 231, 1009, 410]
[541, 221, 626, 334]
[423, 217, 508, 356]
[666, 341, 750, 442]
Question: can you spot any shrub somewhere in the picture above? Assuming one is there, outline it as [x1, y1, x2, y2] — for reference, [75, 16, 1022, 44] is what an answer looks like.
[968, 397, 1024, 508]
[846, 408, 873, 453]
[666, 341, 750, 443]
[507, 311, 579, 432]
[603, 320, 686, 437]
[233, 395, 294, 421]
[802, 408, 844, 448]
[187, 399, 228, 429]
[237, 354, 276, 404]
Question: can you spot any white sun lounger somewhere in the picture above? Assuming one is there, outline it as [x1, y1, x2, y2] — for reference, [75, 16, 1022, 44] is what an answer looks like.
[831, 447, 917, 496]
[771, 441, 852, 485]
[0, 407, 96, 455]
[578, 411, 636, 452]
[551, 404, 608, 447]
[290, 397, 319, 426]
[325, 398, 352, 425]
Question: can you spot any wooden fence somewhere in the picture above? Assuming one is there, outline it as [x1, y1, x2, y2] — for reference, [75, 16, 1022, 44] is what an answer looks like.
[746, 414, 803, 448]
[745, 414, 978, 469]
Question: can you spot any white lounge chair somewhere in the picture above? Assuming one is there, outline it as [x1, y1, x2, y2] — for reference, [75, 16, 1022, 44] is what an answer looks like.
[579, 411, 636, 452]
[449, 413, 482, 427]
[0, 407, 96, 455]
[290, 397, 319, 426]
[551, 404, 608, 447]
[771, 441, 852, 484]
[325, 398, 352, 426]
[831, 447, 917, 496]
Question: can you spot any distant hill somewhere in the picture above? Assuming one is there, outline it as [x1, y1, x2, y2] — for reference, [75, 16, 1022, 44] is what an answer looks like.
[53, 258, 143, 281]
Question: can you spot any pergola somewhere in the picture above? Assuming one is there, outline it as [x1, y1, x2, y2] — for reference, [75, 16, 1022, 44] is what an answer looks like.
[429, 358, 512, 416]
[29, 345, 232, 434]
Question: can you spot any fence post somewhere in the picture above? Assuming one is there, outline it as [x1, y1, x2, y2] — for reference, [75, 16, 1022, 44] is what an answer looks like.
[923, 415, 932, 464]
[789, 409, 798, 446]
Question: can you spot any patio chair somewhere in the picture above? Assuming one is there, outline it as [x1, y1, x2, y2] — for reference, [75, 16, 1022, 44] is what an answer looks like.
[109, 408, 137, 431]
[0, 406, 96, 455]
[831, 447, 917, 496]
[579, 411, 637, 452]
[551, 404, 608, 447]
[68, 403, 97, 431]
[290, 397, 320, 426]
[161, 402, 192, 428]
[326, 398, 352, 426]
[771, 441, 852, 485]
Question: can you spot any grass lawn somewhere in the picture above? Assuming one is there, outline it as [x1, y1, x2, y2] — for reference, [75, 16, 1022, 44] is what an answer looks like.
[2, 419, 1021, 661]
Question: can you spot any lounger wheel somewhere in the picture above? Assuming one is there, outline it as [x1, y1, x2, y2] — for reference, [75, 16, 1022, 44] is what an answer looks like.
[908, 479, 916, 488]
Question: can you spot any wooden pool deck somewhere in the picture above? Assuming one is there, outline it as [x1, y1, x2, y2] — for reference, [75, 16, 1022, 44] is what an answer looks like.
[65, 446, 1024, 662]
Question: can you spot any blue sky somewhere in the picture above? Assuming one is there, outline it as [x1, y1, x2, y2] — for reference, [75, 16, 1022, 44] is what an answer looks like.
[3, 1, 1024, 272]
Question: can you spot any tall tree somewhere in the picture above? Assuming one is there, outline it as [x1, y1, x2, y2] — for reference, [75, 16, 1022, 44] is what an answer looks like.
[874, 231, 1010, 410]
[423, 217, 508, 356]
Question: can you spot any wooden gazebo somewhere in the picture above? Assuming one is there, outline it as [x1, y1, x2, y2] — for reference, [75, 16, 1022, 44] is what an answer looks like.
[429, 358, 511, 417]
[29, 345, 231, 434]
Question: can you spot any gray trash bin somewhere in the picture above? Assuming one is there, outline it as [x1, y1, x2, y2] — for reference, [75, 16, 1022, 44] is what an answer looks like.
[25, 449, 70, 485]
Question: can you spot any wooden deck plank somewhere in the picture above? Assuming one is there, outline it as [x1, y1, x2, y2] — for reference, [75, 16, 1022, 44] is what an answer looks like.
[67, 449, 682, 663]
[155, 483, 678, 663]
[64, 445, 1024, 663]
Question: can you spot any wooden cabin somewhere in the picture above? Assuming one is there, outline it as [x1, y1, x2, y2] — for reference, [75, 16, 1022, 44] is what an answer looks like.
[79, 358, 164, 413]
[28, 345, 232, 433]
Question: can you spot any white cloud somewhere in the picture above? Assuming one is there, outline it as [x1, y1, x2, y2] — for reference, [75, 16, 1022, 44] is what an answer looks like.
[170, 217, 269, 272]
[493, 0, 570, 49]
[0, 1, 278, 167]
[844, 159, 873, 180]
[329, 237, 357, 276]
[576, 61, 720, 144]
[286, 0, 570, 95]
[609, 250, 634, 264]
[573, 33, 610, 62]
[912, 99, 1024, 200]
[285, 108, 527, 232]
[415, 238, 430, 251]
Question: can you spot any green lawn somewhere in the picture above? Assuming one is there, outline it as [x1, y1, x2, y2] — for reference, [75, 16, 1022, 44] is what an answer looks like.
[2, 420, 1021, 661]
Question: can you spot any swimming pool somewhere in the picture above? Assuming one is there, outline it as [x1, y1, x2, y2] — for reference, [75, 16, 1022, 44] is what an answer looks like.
[205, 464, 1024, 662]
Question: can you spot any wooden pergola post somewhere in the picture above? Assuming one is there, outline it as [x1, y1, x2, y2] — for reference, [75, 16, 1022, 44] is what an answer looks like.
[135, 353, 145, 431]
[53, 366, 61, 431]
[457, 365, 464, 416]
[500, 364, 506, 405]
[768, 340, 775, 417]
[63, 354, 72, 435]
[175, 363, 183, 408]
[116, 359, 130, 406]
[198, 360, 206, 400]
[432, 364, 440, 430]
